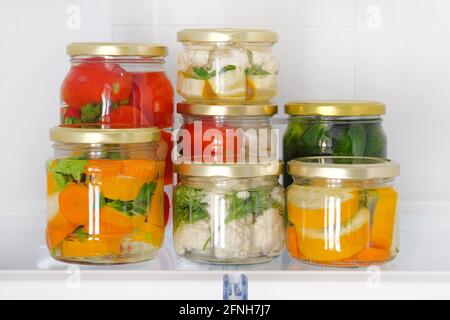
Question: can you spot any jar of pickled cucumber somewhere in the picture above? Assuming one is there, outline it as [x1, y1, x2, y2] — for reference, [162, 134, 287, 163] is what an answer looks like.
[177, 28, 278, 103]
[286, 157, 400, 267]
[283, 101, 387, 187]
[176, 102, 278, 163]
[173, 162, 285, 264]
[46, 127, 167, 264]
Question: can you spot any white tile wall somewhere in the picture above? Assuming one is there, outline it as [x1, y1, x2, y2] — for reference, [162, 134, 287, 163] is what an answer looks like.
[0, 0, 449, 203]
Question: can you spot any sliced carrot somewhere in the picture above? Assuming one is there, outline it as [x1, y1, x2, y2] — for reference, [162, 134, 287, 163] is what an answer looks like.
[288, 194, 360, 230]
[286, 225, 300, 258]
[246, 78, 256, 100]
[100, 206, 133, 228]
[85, 160, 122, 178]
[47, 210, 68, 229]
[297, 208, 371, 262]
[47, 171, 58, 195]
[121, 159, 158, 180]
[202, 80, 216, 99]
[349, 247, 392, 263]
[371, 188, 398, 249]
[101, 176, 146, 201]
[98, 221, 133, 236]
[46, 222, 78, 249]
[147, 179, 164, 227]
[59, 183, 90, 225]
[61, 235, 122, 257]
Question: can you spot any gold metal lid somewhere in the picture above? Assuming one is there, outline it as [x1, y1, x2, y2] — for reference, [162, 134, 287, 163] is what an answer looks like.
[177, 103, 278, 116]
[285, 101, 385, 116]
[288, 157, 400, 180]
[67, 42, 168, 57]
[175, 162, 282, 178]
[177, 28, 278, 43]
[50, 127, 160, 144]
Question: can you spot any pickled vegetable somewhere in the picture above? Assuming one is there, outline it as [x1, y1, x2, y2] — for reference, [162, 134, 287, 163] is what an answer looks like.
[286, 185, 398, 266]
[46, 158, 165, 263]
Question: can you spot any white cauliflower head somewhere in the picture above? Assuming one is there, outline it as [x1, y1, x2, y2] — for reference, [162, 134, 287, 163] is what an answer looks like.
[252, 208, 285, 257]
[213, 217, 252, 260]
[174, 219, 211, 256]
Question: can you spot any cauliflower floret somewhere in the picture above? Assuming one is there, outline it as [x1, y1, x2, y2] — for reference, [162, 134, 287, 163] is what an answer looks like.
[252, 208, 285, 256]
[214, 216, 253, 259]
[178, 48, 211, 71]
[271, 187, 285, 206]
[237, 191, 250, 199]
[174, 219, 211, 255]
[210, 48, 250, 70]
[250, 50, 279, 74]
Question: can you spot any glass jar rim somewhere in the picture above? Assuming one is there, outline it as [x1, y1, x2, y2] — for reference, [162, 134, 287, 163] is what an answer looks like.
[175, 161, 282, 178]
[285, 101, 385, 116]
[288, 157, 400, 180]
[67, 42, 168, 57]
[177, 28, 278, 43]
[177, 103, 277, 116]
[50, 127, 160, 144]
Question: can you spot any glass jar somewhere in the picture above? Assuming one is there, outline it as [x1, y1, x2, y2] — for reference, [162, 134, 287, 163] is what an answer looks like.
[173, 162, 285, 264]
[176, 29, 278, 103]
[286, 157, 400, 267]
[61, 43, 174, 185]
[46, 127, 167, 264]
[176, 103, 278, 163]
[283, 101, 387, 187]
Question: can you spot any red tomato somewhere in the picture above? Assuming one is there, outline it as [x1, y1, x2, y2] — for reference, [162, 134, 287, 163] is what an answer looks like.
[102, 105, 148, 128]
[182, 122, 239, 163]
[61, 107, 81, 124]
[131, 72, 173, 129]
[163, 191, 170, 226]
[61, 62, 133, 110]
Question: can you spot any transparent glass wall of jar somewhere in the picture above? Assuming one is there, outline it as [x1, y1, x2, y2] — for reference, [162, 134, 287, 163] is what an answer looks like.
[173, 162, 285, 264]
[176, 103, 279, 163]
[177, 29, 279, 103]
[46, 127, 167, 264]
[286, 157, 400, 267]
[283, 101, 387, 187]
[61, 43, 174, 186]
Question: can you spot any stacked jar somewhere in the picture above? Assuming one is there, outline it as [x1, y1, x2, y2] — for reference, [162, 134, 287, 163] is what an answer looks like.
[46, 43, 174, 264]
[174, 29, 284, 264]
[282, 101, 401, 267]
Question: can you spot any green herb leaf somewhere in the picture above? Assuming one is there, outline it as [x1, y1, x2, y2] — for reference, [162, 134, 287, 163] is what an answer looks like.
[49, 159, 88, 191]
[219, 64, 236, 74]
[64, 116, 81, 125]
[80, 103, 102, 123]
[173, 185, 209, 230]
[245, 65, 270, 76]
[225, 189, 281, 223]
[189, 65, 237, 80]
[365, 123, 387, 157]
[347, 125, 367, 156]
[105, 182, 157, 216]
[74, 227, 88, 242]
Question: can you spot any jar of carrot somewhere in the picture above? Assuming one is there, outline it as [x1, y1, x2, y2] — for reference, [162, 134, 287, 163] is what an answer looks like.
[46, 127, 167, 264]
[286, 157, 400, 267]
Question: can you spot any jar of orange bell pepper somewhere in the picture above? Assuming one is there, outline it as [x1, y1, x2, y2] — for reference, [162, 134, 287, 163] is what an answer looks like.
[46, 127, 167, 264]
[286, 157, 400, 267]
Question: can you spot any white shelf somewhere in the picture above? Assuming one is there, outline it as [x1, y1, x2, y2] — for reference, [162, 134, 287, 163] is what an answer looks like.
[1, 202, 450, 299]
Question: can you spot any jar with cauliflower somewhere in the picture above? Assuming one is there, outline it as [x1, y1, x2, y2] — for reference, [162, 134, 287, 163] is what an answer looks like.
[177, 28, 279, 103]
[287, 157, 400, 267]
[173, 162, 285, 264]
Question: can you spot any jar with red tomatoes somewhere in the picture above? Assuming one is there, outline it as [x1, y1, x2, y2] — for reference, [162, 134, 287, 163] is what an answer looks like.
[176, 103, 279, 163]
[60, 43, 174, 185]
[61, 43, 173, 129]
